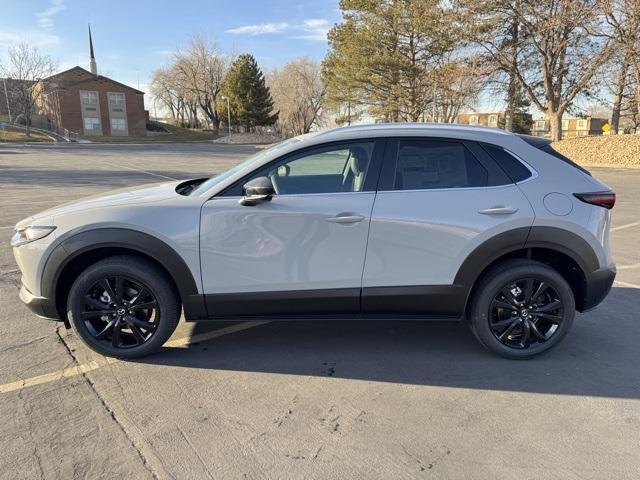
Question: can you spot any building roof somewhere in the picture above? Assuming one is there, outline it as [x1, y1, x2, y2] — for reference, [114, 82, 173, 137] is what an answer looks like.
[42, 66, 144, 94]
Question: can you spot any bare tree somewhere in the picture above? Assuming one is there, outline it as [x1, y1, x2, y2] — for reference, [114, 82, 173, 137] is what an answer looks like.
[603, 0, 640, 133]
[269, 57, 326, 137]
[172, 36, 228, 132]
[151, 66, 183, 122]
[0, 42, 56, 137]
[431, 56, 488, 123]
[462, 1, 613, 141]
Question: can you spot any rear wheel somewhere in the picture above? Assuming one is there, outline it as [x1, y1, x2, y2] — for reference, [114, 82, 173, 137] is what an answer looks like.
[67, 256, 180, 358]
[468, 259, 575, 359]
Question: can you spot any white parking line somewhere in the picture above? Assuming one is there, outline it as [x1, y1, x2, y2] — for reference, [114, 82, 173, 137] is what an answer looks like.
[0, 321, 269, 395]
[614, 280, 640, 289]
[617, 263, 640, 271]
[611, 221, 640, 232]
[105, 162, 178, 181]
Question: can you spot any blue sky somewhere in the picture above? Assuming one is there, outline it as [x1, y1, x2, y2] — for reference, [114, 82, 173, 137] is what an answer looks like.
[0, 0, 340, 98]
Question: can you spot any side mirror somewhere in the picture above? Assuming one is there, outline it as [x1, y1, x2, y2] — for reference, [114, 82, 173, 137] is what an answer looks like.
[239, 176, 275, 206]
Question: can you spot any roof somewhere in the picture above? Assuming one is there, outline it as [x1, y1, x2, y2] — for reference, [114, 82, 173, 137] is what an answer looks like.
[42, 66, 144, 94]
[315, 122, 512, 140]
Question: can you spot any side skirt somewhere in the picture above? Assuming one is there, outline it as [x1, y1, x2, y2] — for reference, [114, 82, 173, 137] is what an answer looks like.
[198, 286, 467, 321]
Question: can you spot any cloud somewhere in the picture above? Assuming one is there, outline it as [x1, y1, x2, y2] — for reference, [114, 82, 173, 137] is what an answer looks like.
[36, 0, 66, 29]
[0, 31, 60, 49]
[226, 22, 289, 36]
[225, 19, 331, 41]
[295, 18, 331, 41]
[155, 50, 174, 57]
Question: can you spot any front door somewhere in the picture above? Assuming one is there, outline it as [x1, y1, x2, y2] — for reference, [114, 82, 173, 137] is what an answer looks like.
[200, 140, 384, 317]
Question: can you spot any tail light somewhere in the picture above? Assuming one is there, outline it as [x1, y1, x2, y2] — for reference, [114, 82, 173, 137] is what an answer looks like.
[573, 191, 616, 209]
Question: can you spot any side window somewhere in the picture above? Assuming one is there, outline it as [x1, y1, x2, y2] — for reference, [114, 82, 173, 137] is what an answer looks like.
[392, 140, 487, 190]
[481, 144, 532, 183]
[254, 142, 375, 195]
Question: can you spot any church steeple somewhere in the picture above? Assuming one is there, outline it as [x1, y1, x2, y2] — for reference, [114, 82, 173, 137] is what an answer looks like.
[88, 24, 97, 75]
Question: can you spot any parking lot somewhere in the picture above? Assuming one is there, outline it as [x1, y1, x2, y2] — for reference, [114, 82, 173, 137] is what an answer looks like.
[1, 142, 639, 479]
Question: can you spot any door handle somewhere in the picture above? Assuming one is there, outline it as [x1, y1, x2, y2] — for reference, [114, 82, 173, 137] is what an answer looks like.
[478, 206, 519, 215]
[326, 214, 365, 224]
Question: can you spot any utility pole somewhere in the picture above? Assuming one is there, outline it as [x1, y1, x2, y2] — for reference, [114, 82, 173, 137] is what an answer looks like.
[221, 95, 231, 137]
[2, 78, 12, 123]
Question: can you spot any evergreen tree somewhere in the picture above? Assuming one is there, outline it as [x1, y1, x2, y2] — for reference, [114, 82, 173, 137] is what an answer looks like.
[222, 54, 277, 131]
[322, 0, 455, 122]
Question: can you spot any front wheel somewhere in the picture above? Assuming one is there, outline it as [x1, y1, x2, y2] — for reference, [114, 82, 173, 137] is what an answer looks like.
[67, 256, 181, 358]
[468, 259, 575, 359]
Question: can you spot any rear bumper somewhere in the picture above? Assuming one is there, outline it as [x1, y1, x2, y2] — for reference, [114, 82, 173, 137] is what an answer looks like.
[19, 285, 61, 321]
[580, 266, 616, 312]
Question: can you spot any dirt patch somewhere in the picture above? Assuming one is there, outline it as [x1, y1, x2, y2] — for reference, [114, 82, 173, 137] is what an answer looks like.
[552, 135, 640, 169]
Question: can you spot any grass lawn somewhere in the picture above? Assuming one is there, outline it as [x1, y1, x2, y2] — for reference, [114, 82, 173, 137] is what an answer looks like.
[0, 126, 54, 143]
[84, 122, 218, 143]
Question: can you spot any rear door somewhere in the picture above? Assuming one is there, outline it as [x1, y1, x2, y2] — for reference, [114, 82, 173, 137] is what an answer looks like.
[200, 139, 385, 317]
[361, 137, 535, 316]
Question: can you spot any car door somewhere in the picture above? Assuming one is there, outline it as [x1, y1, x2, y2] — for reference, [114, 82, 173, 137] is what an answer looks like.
[200, 139, 384, 317]
[362, 137, 535, 316]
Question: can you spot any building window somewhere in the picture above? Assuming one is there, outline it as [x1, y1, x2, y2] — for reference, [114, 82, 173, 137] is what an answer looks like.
[111, 118, 127, 131]
[81, 91, 98, 105]
[109, 92, 125, 107]
[469, 115, 479, 126]
[577, 119, 588, 130]
[488, 114, 498, 127]
[562, 119, 569, 130]
[535, 120, 546, 131]
[84, 117, 101, 130]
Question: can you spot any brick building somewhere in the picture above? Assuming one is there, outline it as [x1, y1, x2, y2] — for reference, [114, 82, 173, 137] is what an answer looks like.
[457, 112, 505, 128]
[455, 111, 534, 131]
[36, 26, 146, 137]
[531, 117, 608, 138]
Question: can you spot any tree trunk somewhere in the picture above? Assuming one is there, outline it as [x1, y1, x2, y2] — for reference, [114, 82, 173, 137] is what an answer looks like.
[611, 61, 628, 134]
[637, 82, 640, 133]
[505, 19, 519, 133]
[548, 109, 562, 142]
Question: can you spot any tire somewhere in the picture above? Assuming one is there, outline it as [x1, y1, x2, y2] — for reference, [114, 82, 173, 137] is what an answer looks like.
[67, 255, 181, 358]
[468, 258, 575, 359]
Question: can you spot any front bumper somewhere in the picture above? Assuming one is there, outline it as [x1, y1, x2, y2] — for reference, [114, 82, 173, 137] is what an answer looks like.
[19, 285, 61, 321]
[581, 266, 616, 312]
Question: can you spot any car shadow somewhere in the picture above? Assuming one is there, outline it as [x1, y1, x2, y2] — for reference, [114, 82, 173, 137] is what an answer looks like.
[134, 286, 640, 399]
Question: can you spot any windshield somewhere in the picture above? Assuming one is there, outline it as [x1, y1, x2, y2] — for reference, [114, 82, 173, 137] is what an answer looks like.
[189, 137, 302, 196]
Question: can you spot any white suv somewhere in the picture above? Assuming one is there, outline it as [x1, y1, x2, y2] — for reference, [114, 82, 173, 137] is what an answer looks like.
[12, 124, 616, 359]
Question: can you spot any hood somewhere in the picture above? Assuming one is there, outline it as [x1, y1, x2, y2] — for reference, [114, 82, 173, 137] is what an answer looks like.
[22, 181, 182, 224]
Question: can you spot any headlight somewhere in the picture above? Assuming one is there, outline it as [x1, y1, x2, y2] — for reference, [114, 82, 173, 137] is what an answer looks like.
[10, 226, 56, 247]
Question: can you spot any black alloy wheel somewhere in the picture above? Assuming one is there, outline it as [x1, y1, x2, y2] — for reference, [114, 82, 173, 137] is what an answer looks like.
[489, 278, 563, 350]
[68, 256, 181, 358]
[468, 259, 575, 359]
[80, 275, 159, 349]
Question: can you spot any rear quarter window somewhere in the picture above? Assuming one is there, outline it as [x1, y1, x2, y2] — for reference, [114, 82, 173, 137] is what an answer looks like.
[481, 144, 532, 183]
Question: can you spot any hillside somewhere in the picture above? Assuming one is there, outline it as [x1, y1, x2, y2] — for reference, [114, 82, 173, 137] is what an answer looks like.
[552, 135, 640, 169]
[0, 125, 54, 143]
